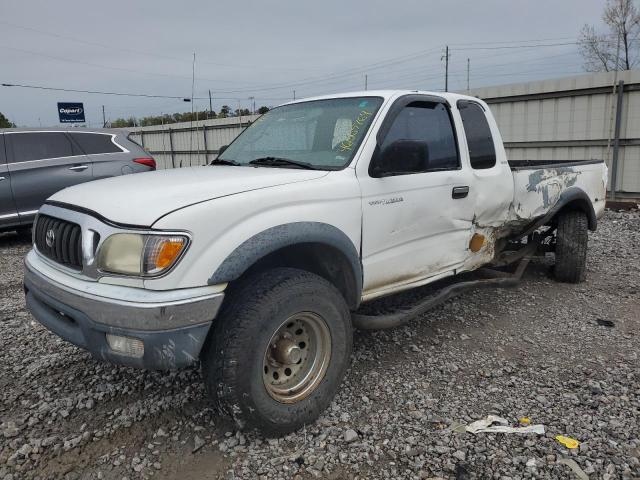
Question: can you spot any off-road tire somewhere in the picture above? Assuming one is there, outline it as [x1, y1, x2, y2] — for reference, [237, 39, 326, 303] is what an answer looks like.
[201, 267, 352, 436]
[554, 210, 588, 283]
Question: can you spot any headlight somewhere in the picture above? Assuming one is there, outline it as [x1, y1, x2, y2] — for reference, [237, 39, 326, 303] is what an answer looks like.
[97, 233, 188, 276]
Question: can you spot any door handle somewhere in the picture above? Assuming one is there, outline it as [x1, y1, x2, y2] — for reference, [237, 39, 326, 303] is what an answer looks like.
[68, 165, 89, 171]
[452, 186, 469, 199]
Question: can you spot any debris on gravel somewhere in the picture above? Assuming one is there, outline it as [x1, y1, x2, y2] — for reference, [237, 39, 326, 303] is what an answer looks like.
[0, 209, 638, 479]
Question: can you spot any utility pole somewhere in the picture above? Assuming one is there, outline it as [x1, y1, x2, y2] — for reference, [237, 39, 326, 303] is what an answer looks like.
[189, 52, 196, 167]
[293, 90, 296, 101]
[606, 31, 623, 198]
[190, 53, 196, 117]
[365, 74, 368, 91]
[466, 58, 470, 91]
[102, 105, 106, 127]
[208, 90, 213, 119]
[442, 45, 450, 92]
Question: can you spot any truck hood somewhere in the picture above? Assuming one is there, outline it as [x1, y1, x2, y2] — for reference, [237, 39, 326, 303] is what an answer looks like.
[48, 166, 328, 226]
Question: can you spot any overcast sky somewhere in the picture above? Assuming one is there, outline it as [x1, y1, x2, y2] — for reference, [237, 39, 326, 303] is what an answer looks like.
[0, 0, 608, 127]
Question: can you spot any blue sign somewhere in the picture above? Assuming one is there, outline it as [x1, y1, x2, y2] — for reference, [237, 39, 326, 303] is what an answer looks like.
[58, 102, 85, 123]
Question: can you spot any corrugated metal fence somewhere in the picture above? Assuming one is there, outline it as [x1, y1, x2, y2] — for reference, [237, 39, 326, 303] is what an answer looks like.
[468, 70, 640, 197]
[128, 71, 640, 196]
[128, 115, 260, 169]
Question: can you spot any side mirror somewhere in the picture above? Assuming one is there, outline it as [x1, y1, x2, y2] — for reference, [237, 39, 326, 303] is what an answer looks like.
[370, 140, 430, 177]
[218, 145, 228, 155]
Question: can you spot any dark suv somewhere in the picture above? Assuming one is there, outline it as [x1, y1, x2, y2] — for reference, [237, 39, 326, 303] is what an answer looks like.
[0, 129, 156, 233]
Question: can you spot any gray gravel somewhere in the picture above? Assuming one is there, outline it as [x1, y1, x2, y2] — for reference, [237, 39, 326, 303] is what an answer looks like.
[1, 209, 638, 480]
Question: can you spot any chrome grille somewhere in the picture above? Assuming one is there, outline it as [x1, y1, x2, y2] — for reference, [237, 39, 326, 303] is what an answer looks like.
[35, 214, 83, 270]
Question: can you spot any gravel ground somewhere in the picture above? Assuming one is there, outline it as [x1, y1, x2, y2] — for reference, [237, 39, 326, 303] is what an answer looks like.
[0, 210, 638, 480]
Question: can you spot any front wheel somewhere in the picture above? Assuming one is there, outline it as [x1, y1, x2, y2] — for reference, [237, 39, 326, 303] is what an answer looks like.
[554, 210, 588, 283]
[201, 267, 352, 436]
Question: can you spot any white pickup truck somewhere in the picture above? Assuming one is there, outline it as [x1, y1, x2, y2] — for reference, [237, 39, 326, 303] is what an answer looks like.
[24, 90, 607, 435]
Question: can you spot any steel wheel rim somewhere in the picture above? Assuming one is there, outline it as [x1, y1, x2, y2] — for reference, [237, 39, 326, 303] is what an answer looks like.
[263, 312, 332, 404]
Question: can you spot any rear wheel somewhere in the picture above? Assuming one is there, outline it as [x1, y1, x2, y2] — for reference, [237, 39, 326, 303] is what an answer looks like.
[201, 267, 352, 436]
[554, 210, 588, 283]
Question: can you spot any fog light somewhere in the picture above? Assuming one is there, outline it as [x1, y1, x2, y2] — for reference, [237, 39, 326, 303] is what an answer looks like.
[106, 334, 144, 358]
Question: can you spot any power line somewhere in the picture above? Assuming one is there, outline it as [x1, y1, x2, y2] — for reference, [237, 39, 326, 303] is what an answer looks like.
[0, 44, 244, 84]
[0, 34, 585, 96]
[223, 41, 582, 94]
[204, 48, 444, 94]
[0, 82, 290, 102]
[1, 82, 189, 99]
[454, 41, 578, 51]
[448, 36, 577, 46]
[0, 20, 320, 73]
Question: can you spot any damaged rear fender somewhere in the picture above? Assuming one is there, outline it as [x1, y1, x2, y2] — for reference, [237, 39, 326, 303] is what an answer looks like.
[518, 187, 597, 238]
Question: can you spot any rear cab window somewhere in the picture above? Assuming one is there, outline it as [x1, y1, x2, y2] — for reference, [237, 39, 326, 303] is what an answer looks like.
[8, 132, 80, 162]
[457, 101, 497, 169]
[69, 132, 124, 155]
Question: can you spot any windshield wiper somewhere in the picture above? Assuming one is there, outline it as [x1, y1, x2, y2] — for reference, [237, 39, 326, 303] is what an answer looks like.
[210, 158, 240, 166]
[249, 157, 318, 170]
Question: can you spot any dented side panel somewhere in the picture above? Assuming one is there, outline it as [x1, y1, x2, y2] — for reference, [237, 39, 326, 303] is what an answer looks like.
[509, 162, 607, 224]
[455, 97, 514, 272]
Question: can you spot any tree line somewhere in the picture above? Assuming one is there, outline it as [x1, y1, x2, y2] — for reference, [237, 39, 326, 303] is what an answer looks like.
[0, 112, 16, 128]
[109, 105, 270, 128]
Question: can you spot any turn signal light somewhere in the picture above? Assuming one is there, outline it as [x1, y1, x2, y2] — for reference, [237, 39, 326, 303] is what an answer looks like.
[143, 236, 187, 274]
[156, 240, 184, 268]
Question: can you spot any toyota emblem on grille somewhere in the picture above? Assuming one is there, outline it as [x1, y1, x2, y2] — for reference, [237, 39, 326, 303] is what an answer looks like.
[45, 229, 56, 248]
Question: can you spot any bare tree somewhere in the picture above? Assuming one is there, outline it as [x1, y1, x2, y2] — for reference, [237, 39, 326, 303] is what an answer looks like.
[578, 0, 640, 72]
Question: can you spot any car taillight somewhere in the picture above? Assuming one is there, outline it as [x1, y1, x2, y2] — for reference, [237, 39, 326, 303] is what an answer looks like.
[133, 158, 156, 170]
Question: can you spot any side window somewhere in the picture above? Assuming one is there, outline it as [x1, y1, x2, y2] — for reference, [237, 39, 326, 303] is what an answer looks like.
[70, 132, 123, 154]
[9, 132, 78, 162]
[374, 101, 459, 176]
[458, 102, 496, 169]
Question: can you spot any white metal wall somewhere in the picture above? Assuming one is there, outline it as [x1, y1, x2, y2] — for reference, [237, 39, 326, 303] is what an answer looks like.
[128, 115, 260, 169]
[468, 70, 640, 195]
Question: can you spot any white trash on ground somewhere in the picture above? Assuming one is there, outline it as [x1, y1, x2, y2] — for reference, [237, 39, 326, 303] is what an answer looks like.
[465, 415, 545, 435]
[557, 458, 589, 480]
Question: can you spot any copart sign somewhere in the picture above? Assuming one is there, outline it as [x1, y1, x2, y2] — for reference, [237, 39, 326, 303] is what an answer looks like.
[58, 102, 85, 123]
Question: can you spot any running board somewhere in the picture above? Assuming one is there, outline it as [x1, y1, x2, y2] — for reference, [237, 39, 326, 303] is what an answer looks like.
[352, 257, 531, 331]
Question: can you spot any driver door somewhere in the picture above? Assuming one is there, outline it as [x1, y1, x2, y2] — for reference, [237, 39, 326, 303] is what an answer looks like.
[357, 95, 474, 299]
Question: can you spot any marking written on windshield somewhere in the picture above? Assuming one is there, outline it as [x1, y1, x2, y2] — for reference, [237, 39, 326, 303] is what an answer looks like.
[339, 110, 373, 152]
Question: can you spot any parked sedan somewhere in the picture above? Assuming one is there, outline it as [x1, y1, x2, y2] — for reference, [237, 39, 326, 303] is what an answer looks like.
[0, 128, 156, 234]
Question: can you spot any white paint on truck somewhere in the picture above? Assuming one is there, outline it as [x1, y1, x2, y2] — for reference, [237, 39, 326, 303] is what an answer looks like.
[24, 89, 607, 435]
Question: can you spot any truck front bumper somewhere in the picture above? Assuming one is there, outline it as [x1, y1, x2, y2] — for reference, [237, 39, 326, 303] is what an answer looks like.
[24, 257, 224, 370]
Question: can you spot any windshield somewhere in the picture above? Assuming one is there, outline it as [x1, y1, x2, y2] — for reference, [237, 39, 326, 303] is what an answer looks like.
[218, 96, 384, 170]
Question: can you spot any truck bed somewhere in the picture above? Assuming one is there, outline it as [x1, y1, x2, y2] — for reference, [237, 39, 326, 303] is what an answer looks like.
[508, 158, 607, 226]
